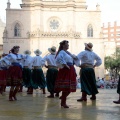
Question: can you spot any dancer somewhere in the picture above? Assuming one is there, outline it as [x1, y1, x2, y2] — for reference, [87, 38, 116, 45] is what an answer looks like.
[0, 57, 10, 94]
[6, 46, 23, 101]
[75, 42, 102, 102]
[55, 40, 77, 108]
[22, 50, 33, 94]
[113, 77, 120, 104]
[32, 49, 46, 94]
[0, 53, 8, 93]
[43, 46, 58, 98]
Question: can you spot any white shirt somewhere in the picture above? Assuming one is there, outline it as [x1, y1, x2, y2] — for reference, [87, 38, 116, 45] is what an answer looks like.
[75, 50, 102, 67]
[32, 55, 44, 67]
[22, 55, 33, 69]
[43, 54, 57, 66]
[99, 79, 105, 84]
[56, 50, 74, 68]
[4, 53, 24, 67]
[0, 58, 11, 70]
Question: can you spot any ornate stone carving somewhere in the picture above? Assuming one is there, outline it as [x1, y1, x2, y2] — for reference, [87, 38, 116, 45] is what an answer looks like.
[26, 31, 30, 38]
[29, 29, 81, 39]
[10, 40, 24, 43]
[3, 27, 8, 38]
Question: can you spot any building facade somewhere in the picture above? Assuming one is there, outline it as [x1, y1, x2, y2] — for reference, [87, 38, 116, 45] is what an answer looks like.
[0, 18, 5, 57]
[102, 21, 120, 56]
[3, 0, 104, 77]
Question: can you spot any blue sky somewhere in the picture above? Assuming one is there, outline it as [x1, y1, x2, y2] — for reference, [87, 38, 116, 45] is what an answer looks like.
[0, 0, 120, 23]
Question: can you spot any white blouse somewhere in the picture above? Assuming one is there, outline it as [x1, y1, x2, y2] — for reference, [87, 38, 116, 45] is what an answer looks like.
[42, 54, 57, 67]
[22, 55, 33, 69]
[75, 50, 102, 67]
[32, 56, 44, 67]
[0, 58, 11, 70]
[4, 53, 24, 67]
[56, 50, 74, 68]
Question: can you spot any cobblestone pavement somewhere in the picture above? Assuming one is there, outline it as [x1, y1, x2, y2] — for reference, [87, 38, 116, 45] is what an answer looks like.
[0, 88, 120, 120]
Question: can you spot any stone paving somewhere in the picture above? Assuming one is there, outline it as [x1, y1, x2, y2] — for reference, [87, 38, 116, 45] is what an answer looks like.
[0, 88, 120, 120]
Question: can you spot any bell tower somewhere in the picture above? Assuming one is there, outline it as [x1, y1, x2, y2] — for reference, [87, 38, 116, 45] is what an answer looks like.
[7, 0, 11, 9]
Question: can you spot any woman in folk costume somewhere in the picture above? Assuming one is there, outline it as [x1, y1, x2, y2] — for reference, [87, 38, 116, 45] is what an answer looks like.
[55, 40, 77, 108]
[22, 50, 34, 94]
[43, 46, 59, 98]
[6, 46, 23, 101]
[0, 53, 9, 93]
[75, 43, 102, 102]
[113, 77, 120, 104]
[0, 57, 10, 94]
[32, 49, 46, 94]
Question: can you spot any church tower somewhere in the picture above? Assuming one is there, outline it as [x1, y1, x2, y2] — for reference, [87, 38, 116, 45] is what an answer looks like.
[7, 0, 11, 9]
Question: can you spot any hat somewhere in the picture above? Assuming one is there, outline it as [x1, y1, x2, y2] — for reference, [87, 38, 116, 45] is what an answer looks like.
[24, 50, 31, 55]
[34, 49, 42, 55]
[48, 46, 56, 54]
[84, 42, 93, 51]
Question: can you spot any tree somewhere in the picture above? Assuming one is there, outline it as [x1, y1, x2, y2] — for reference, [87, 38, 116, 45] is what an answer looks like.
[104, 47, 120, 79]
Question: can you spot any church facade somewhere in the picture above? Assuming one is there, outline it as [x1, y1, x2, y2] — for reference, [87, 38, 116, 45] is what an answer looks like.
[3, 0, 104, 77]
[0, 18, 5, 57]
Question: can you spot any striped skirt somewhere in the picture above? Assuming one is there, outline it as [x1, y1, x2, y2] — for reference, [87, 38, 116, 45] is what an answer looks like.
[55, 65, 76, 92]
[80, 68, 99, 95]
[46, 68, 58, 93]
[7, 66, 23, 86]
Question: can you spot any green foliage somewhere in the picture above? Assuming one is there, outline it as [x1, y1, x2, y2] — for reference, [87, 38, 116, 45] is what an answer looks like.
[104, 47, 120, 78]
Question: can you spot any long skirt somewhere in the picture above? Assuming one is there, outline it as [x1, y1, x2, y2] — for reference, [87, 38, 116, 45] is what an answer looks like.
[46, 68, 58, 93]
[7, 66, 23, 86]
[0, 70, 7, 86]
[32, 68, 46, 89]
[80, 68, 98, 95]
[55, 66, 76, 92]
[23, 68, 33, 88]
[117, 77, 120, 94]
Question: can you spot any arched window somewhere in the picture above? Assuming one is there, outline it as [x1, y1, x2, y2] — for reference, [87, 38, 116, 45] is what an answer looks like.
[87, 24, 93, 37]
[14, 23, 21, 37]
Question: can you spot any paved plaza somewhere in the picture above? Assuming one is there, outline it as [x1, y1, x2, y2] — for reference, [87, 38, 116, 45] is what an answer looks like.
[0, 88, 120, 120]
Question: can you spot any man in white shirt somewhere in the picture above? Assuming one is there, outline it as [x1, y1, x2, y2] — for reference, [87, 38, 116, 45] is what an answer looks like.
[75, 42, 102, 102]
[42, 46, 58, 98]
[22, 50, 33, 94]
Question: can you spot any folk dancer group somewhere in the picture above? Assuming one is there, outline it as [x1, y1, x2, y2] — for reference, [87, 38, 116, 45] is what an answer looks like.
[0, 40, 120, 108]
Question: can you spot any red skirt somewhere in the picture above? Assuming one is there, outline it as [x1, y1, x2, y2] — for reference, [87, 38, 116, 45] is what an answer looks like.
[0, 70, 7, 86]
[55, 65, 76, 92]
[7, 66, 23, 86]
